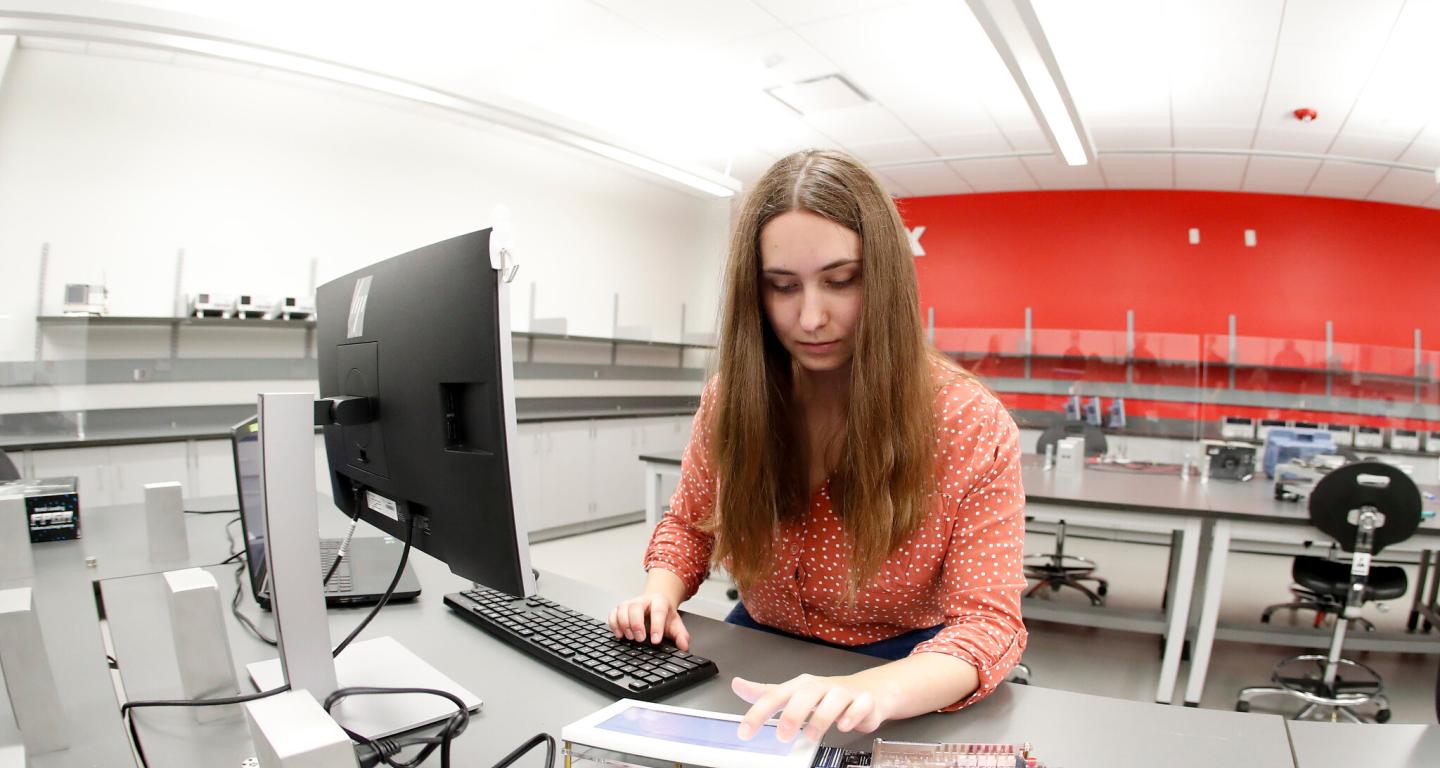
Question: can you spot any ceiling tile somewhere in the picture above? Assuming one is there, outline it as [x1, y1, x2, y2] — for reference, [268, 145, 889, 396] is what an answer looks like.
[873, 170, 914, 198]
[1020, 156, 1107, 190]
[1098, 154, 1174, 190]
[1173, 124, 1261, 150]
[922, 131, 1019, 157]
[1304, 161, 1388, 200]
[591, 0, 784, 45]
[1090, 124, 1170, 150]
[1366, 169, 1438, 207]
[1327, 130, 1417, 162]
[797, 1, 1027, 137]
[847, 138, 936, 165]
[1174, 155, 1248, 191]
[1002, 126, 1053, 153]
[1398, 129, 1440, 169]
[752, 0, 905, 27]
[801, 102, 914, 146]
[1168, 0, 1284, 147]
[1251, 0, 1407, 154]
[1240, 156, 1322, 194]
[719, 28, 836, 89]
[948, 158, 1039, 192]
[881, 163, 970, 197]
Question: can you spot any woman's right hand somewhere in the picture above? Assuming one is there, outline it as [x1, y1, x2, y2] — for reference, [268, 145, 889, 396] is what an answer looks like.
[608, 592, 691, 651]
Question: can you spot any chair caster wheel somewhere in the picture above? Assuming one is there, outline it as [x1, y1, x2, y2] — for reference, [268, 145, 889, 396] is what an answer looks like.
[726, 588, 738, 600]
[1235, 701, 1250, 713]
[1097, 584, 1108, 597]
[1375, 709, 1391, 723]
[1260, 614, 1271, 624]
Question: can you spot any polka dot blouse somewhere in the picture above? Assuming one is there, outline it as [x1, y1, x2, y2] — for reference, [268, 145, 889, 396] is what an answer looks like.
[644, 363, 1028, 711]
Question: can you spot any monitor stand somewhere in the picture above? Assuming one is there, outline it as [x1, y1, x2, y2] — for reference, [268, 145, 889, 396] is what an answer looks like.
[245, 392, 480, 739]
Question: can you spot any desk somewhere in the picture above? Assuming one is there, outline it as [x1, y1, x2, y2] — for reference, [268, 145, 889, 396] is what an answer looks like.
[1286, 721, 1440, 766]
[640, 451, 1204, 705]
[0, 496, 238, 767]
[99, 560, 1297, 768]
[639, 451, 1440, 708]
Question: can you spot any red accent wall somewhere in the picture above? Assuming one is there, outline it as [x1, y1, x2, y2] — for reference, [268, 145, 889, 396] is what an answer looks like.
[899, 190, 1440, 349]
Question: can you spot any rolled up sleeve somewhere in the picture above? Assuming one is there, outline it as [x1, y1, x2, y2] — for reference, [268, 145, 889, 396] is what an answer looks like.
[642, 381, 719, 599]
[911, 395, 1027, 710]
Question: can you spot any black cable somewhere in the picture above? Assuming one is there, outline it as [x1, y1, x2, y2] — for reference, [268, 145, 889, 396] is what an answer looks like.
[331, 512, 415, 659]
[323, 507, 363, 588]
[121, 685, 290, 768]
[232, 561, 278, 645]
[325, 686, 469, 768]
[492, 733, 555, 768]
[185, 507, 240, 514]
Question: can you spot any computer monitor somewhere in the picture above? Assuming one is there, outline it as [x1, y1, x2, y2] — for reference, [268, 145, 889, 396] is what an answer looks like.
[229, 416, 268, 600]
[315, 227, 535, 597]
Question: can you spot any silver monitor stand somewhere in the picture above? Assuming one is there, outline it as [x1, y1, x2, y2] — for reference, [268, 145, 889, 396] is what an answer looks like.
[244, 392, 480, 739]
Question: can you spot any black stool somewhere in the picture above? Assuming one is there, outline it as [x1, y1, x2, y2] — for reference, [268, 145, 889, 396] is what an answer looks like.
[1236, 462, 1421, 723]
[1023, 519, 1108, 606]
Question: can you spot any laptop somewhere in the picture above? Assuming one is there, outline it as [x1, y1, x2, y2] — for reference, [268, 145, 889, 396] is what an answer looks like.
[230, 416, 421, 609]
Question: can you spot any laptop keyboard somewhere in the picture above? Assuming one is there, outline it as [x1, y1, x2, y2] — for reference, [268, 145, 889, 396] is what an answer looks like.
[319, 540, 353, 593]
[443, 586, 718, 701]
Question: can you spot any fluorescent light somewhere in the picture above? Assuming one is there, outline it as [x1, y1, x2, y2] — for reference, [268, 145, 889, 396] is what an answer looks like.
[965, 0, 1094, 166]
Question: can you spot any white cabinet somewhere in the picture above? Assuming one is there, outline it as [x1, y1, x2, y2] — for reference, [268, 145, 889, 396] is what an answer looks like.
[109, 443, 189, 505]
[532, 422, 595, 531]
[190, 439, 240, 500]
[592, 420, 641, 520]
[31, 446, 114, 508]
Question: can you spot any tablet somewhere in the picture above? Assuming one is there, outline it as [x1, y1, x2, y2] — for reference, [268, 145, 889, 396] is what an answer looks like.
[561, 699, 819, 768]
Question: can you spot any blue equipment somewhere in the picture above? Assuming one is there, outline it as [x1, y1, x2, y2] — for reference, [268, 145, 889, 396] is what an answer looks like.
[1263, 427, 1335, 478]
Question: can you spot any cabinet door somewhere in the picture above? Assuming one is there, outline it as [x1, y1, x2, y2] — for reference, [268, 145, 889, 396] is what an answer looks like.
[191, 439, 239, 501]
[108, 443, 190, 505]
[533, 422, 593, 530]
[31, 446, 113, 508]
[511, 424, 545, 535]
[592, 420, 642, 520]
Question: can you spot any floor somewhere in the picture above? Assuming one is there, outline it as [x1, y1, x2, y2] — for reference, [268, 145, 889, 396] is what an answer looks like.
[531, 521, 1440, 724]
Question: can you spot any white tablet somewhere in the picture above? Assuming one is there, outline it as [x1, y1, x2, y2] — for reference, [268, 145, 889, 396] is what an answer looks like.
[561, 699, 819, 768]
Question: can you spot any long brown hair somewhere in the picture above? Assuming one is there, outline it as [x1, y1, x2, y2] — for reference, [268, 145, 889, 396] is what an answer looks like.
[706, 149, 967, 595]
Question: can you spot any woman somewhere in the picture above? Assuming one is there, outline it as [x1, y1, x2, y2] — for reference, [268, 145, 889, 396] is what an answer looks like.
[608, 150, 1025, 744]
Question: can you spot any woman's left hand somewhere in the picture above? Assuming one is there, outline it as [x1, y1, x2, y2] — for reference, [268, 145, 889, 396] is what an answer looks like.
[731, 674, 891, 744]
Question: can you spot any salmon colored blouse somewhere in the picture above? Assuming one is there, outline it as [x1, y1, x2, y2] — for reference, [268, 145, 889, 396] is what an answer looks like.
[643, 365, 1027, 709]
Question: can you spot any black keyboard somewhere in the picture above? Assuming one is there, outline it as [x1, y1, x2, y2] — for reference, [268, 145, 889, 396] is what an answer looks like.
[443, 587, 718, 701]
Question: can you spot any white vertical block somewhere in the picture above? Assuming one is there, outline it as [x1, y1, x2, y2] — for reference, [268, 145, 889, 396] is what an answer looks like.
[1244, 229, 1257, 247]
[163, 568, 240, 722]
[0, 498, 33, 582]
[244, 690, 358, 768]
[0, 743, 25, 768]
[0, 589, 68, 754]
[144, 481, 189, 562]
[1187, 227, 1200, 245]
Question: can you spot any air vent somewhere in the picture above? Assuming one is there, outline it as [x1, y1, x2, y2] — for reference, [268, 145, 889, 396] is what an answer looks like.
[766, 74, 870, 115]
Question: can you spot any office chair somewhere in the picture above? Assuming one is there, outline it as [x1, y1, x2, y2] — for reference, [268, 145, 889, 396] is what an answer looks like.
[1023, 519, 1108, 606]
[1035, 421, 1108, 458]
[1258, 543, 1399, 631]
[1236, 462, 1421, 723]
[0, 449, 19, 482]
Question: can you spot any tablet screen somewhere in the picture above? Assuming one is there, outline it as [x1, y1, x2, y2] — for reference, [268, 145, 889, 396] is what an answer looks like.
[595, 706, 793, 756]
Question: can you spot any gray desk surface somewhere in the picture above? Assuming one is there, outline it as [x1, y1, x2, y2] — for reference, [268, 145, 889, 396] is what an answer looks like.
[1286, 721, 1440, 767]
[96, 542, 1296, 768]
[642, 450, 1440, 532]
[0, 498, 241, 767]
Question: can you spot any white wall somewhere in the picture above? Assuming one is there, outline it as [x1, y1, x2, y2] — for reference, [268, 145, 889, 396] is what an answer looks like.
[0, 43, 730, 411]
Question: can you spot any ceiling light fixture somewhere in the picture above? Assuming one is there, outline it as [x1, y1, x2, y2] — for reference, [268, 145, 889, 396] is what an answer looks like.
[964, 0, 1094, 166]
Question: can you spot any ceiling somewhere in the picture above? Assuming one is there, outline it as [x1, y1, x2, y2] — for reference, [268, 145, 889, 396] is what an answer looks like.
[27, 0, 1440, 206]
